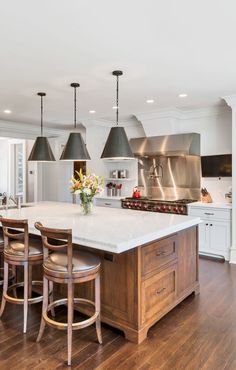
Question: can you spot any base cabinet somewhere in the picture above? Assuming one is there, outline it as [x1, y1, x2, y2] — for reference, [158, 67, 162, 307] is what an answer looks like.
[188, 205, 231, 260]
[57, 226, 199, 344]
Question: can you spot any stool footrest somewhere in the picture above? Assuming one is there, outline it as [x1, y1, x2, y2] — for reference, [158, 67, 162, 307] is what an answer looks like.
[43, 298, 99, 331]
[4, 281, 43, 305]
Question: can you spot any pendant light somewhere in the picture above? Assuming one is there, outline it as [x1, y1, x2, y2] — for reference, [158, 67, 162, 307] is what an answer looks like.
[28, 92, 55, 162]
[101, 70, 134, 160]
[60, 83, 91, 161]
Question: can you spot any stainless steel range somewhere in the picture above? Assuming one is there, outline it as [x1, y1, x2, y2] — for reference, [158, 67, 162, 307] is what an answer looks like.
[121, 198, 197, 215]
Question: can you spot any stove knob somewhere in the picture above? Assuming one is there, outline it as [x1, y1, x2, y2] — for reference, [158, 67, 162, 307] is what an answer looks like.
[143, 204, 148, 210]
[161, 206, 166, 211]
[180, 207, 184, 213]
[173, 207, 178, 213]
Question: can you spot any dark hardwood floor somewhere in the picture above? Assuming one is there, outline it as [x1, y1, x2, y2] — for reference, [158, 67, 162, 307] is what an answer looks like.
[0, 259, 236, 369]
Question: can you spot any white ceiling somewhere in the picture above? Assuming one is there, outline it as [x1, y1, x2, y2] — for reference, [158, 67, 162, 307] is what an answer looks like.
[0, 0, 236, 128]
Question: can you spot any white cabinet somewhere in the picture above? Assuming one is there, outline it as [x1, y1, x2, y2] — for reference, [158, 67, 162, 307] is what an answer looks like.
[188, 204, 232, 260]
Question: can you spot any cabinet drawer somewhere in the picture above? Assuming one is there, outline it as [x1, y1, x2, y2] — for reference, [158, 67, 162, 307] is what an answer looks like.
[141, 234, 177, 276]
[141, 264, 177, 324]
[95, 198, 121, 208]
[188, 207, 231, 221]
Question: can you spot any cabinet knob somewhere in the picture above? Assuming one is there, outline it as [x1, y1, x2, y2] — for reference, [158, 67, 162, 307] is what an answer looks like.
[206, 223, 208, 226]
[210, 224, 213, 226]
[156, 287, 166, 295]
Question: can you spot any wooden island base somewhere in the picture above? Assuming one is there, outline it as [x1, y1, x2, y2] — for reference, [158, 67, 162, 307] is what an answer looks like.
[56, 225, 199, 344]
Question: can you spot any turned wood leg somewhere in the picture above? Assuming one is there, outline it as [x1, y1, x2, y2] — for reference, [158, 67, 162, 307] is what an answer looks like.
[0, 261, 9, 317]
[67, 280, 74, 366]
[49, 280, 55, 317]
[95, 274, 102, 344]
[37, 276, 48, 342]
[23, 261, 28, 333]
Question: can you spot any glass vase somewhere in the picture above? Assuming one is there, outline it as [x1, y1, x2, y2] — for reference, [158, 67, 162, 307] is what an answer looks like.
[80, 199, 93, 215]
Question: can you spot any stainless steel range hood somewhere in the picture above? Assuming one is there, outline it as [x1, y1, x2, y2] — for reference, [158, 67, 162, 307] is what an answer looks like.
[130, 133, 200, 157]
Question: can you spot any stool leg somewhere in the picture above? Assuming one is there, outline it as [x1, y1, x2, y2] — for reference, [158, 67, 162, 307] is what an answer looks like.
[12, 265, 17, 298]
[37, 276, 48, 342]
[95, 274, 102, 344]
[28, 265, 32, 299]
[67, 280, 74, 366]
[0, 261, 9, 317]
[23, 261, 29, 333]
[49, 281, 55, 317]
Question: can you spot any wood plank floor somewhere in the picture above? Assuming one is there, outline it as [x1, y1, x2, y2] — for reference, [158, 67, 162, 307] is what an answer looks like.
[1, 259, 236, 370]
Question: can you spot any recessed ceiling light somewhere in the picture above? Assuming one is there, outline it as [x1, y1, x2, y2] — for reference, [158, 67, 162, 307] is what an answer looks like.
[3, 109, 12, 114]
[178, 93, 188, 98]
[89, 110, 96, 114]
[146, 99, 154, 104]
[112, 106, 118, 109]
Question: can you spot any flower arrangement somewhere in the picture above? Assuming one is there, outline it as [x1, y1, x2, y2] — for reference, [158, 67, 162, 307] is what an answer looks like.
[70, 170, 104, 214]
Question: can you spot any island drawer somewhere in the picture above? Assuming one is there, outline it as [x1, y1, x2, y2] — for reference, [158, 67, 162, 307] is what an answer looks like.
[141, 264, 177, 324]
[95, 198, 122, 208]
[141, 234, 177, 277]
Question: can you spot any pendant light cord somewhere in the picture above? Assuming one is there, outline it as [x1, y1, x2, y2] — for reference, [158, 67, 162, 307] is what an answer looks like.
[74, 85, 77, 129]
[116, 75, 119, 126]
[40, 94, 43, 136]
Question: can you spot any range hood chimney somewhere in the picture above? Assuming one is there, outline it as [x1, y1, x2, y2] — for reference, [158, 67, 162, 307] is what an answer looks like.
[130, 133, 200, 157]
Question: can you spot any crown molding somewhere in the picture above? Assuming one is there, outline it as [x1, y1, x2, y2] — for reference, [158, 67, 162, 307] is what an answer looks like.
[222, 95, 236, 108]
[0, 119, 68, 139]
[135, 105, 229, 122]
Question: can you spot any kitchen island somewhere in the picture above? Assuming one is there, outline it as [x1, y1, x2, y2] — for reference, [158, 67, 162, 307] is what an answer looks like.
[0, 202, 201, 343]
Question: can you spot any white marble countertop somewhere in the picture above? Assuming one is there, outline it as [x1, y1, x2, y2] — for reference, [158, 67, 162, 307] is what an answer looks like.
[0, 202, 201, 253]
[188, 201, 232, 210]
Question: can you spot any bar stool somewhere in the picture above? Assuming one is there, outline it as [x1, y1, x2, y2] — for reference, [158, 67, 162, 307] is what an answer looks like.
[0, 217, 44, 333]
[35, 222, 102, 366]
[0, 230, 16, 286]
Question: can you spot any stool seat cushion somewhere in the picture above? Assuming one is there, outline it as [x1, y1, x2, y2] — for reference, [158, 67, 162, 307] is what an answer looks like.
[44, 250, 100, 274]
[5, 239, 43, 257]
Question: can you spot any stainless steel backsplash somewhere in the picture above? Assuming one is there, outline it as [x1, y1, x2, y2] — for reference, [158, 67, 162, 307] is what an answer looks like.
[137, 155, 201, 200]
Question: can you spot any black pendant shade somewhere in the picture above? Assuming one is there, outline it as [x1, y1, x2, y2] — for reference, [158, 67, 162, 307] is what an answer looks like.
[101, 126, 134, 160]
[60, 83, 91, 161]
[101, 70, 134, 160]
[60, 132, 90, 161]
[28, 136, 56, 162]
[28, 92, 55, 162]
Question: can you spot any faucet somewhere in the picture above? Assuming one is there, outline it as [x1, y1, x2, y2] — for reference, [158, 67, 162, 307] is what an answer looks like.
[3, 195, 22, 210]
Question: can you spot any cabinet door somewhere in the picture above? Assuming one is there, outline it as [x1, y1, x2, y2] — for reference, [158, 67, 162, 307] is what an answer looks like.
[209, 221, 230, 253]
[198, 219, 209, 252]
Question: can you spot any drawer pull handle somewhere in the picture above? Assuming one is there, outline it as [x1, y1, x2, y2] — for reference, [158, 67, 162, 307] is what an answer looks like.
[156, 251, 167, 256]
[104, 203, 111, 206]
[204, 212, 214, 216]
[156, 287, 166, 295]
[156, 250, 173, 257]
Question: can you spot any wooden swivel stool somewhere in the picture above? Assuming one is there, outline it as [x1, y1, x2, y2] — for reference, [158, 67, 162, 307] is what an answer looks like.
[0, 218, 43, 333]
[35, 222, 102, 366]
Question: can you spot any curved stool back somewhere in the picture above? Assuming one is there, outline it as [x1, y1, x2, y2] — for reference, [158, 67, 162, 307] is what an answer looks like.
[0, 217, 43, 333]
[35, 221, 102, 366]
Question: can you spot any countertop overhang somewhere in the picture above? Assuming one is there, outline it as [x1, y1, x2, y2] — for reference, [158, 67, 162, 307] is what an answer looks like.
[0, 202, 201, 253]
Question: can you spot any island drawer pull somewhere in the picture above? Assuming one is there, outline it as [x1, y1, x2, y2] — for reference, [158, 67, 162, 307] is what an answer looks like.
[156, 250, 172, 257]
[104, 203, 112, 206]
[204, 212, 214, 216]
[156, 287, 166, 295]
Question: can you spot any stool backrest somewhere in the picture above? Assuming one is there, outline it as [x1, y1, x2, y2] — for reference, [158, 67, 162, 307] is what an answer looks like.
[0, 217, 29, 259]
[35, 222, 73, 274]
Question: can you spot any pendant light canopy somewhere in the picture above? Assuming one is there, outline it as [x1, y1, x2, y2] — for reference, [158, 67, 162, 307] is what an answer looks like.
[60, 83, 91, 161]
[28, 92, 55, 162]
[101, 70, 134, 160]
